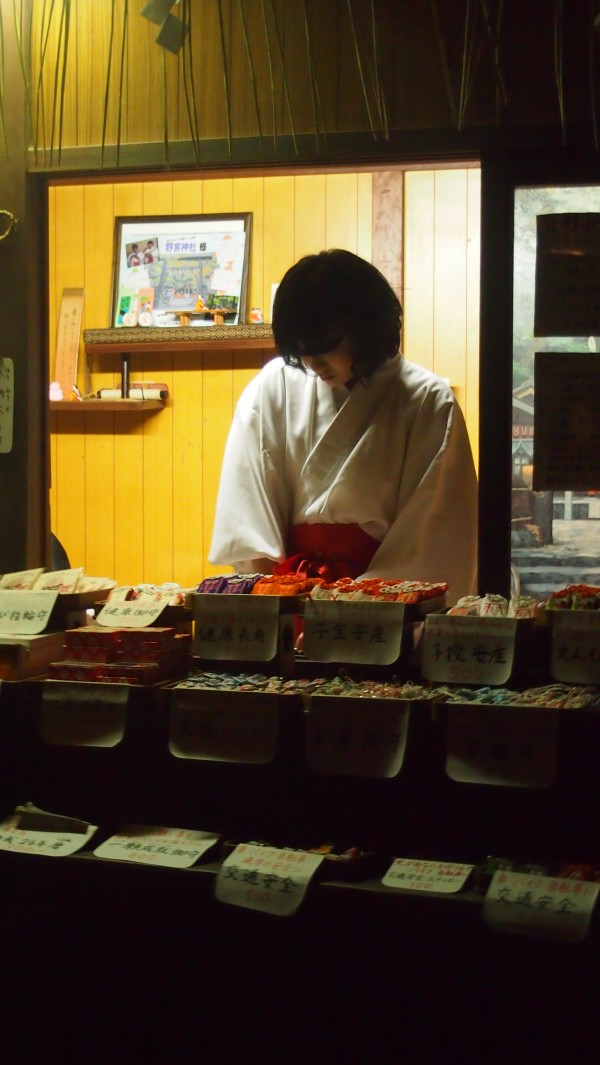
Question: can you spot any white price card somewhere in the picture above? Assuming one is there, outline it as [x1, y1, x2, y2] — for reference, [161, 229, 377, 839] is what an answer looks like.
[169, 690, 279, 764]
[446, 704, 558, 788]
[303, 600, 405, 664]
[551, 611, 600, 684]
[382, 857, 474, 894]
[215, 843, 324, 916]
[94, 824, 220, 869]
[193, 594, 279, 661]
[305, 696, 409, 778]
[96, 599, 169, 628]
[0, 813, 97, 857]
[484, 869, 600, 943]
[0, 357, 14, 453]
[422, 614, 516, 685]
[41, 681, 128, 747]
[0, 590, 58, 635]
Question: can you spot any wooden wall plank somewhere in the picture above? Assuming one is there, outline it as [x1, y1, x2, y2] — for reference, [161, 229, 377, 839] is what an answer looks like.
[294, 174, 326, 261]
[325, 173, 359, 251]
[432, 170, 468, 391]
[263, 175, 295, 319]
[466, 168, 481, 469]
[403, 170, 435, 368]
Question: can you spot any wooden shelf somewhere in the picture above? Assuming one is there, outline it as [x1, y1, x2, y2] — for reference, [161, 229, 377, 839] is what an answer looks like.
[50, 400, 164, 413]
[83, 323, 275, 356]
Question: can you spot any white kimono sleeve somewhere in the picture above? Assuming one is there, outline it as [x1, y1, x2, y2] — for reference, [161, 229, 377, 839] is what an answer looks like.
[362, 397, 478, 605]
[208, 366, 290, 567]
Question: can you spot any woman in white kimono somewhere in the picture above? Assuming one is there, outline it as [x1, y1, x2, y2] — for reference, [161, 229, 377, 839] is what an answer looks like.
[209, 250, 477, 605]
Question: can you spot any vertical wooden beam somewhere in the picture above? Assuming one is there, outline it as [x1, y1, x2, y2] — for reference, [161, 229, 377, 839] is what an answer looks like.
[0, 0, 47, 570]
[371, 170, 404, 300]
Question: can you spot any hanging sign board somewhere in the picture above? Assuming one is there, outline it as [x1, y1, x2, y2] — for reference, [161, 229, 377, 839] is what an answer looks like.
[421, 614, 515, 685]
[303, 600, 405, 665]
[534, 213, 600, 337]
[169, 690, 280, 763]
[551, 611, 600, 683]
[305, 696, 410, 778]
[41, 681, 128, 747]
[193, 594, 279, 661]
[0, 811, 97, 858]
[533, 352, 600, 490]
[445, 704, 559, 788]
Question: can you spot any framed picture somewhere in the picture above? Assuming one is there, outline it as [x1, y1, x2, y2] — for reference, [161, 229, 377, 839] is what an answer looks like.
[110, 213, 252, 328]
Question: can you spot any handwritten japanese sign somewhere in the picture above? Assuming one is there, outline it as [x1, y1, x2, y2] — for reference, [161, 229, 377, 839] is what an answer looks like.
[534, 213, 600, 337]
[0, 590, 58, 635]
[0, 813, 97, 857]
[303, 600, 405, 664]
[41, 681, 128, 747]
[551, 611, 600, 683]
[484, 869, 600, 942]
[446, 704, 558, 788]
[97, 600, 169, 628]
[534, 353, 600, 490]
[215, 843, 324, 916]
[0, 357, 14, 453]
[193, 595, 279, 661]
[94, 824, 220, 869]
[382, 857, 474, 894]
[305, 696, 409, 778]
[422, 615, 516, 685]
[169, 690, 279, 763]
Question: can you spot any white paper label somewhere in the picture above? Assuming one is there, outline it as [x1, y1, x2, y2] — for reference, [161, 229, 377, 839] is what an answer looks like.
[305, 697, 409, 778]
[303, 600, 405, 664]
[96, 600, 169, 628]
[0, 590, 58, 634]
[41, 681, 128, 747]
[0, 358, 14, 453]
[193, 595, 279, 661]
[0, 813, 97, 857]
[422, 615, 516, 685]
[382, 857, 474, 893]
[484, 869, 600, 942]
[446, 704, 558, 788]
[215, 843, 324, 916]
[551, 611, 600, 683]
[169, 690, 279, 763]
[94, 824, 220, 868]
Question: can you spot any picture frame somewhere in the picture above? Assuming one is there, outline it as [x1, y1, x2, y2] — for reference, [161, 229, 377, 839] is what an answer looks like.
[110, 213, 252, 328]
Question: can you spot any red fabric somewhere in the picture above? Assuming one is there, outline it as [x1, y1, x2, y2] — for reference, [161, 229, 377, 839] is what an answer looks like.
[273, 523, 380, 582]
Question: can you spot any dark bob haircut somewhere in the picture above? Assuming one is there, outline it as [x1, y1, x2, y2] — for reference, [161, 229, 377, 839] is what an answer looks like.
[272, 249, 402, 379]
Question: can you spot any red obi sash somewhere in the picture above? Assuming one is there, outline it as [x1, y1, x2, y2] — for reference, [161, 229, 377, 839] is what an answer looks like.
[273, 523, 380, 582]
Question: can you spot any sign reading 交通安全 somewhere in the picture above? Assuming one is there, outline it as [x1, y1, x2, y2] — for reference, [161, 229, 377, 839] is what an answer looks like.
[484, 869, 600, 943]
[215, 843, 324, 916]
[421, 614, 516, 685]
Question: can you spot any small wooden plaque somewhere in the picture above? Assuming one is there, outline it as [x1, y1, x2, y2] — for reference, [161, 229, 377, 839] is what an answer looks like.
[53, 288, 84, 397]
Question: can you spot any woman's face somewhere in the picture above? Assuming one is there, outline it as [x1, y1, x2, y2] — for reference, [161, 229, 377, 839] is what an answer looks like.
[301, 337, 354, 387]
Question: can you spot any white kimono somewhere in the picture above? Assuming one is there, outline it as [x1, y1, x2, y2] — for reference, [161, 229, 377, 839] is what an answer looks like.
[209, 354, 477, 604]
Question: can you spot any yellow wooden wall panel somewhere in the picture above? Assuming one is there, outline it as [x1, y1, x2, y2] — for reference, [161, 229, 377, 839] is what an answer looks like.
[263, 176, 295, 320]
[325, 173, 360, 251]
[48, 185, 58, 531]
[294, 175, 326, 261]
[51, 186, 87, 563]
[202, 353, 234, 575]
[173, 179, 204, 215]
[357, 173, 373, 261]
[466, 168, 481, 470]
[432, 170, 469, 392]
[112, 182, 146, 585]
[403, 171, 435, 369]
